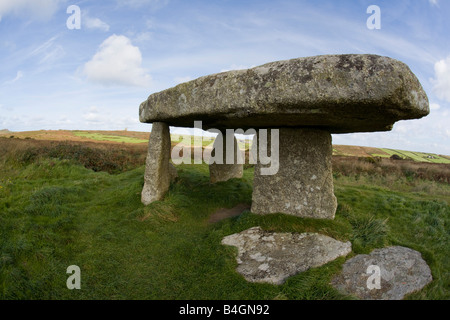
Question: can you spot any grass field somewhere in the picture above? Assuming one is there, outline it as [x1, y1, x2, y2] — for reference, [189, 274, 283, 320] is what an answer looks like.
[333, 145, 450, 164]
[72, 131, 148, 144]
[375, 148, 450, 164]
[0, 137, 448, 300]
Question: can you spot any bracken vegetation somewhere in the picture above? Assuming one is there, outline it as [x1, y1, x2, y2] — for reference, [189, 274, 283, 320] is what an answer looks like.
[0, 137, 147, 174]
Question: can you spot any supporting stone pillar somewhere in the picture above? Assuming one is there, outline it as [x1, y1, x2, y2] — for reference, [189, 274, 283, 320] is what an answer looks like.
[209, 130, 244, 183]
[251, 128, 337, 219]
[141, 122, 177, 205]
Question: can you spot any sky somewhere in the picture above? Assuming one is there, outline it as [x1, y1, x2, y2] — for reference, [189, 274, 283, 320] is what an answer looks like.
[0, 0, 449, 154]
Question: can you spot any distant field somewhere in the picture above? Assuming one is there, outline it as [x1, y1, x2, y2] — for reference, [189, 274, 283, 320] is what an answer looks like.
[333, 145, 450, 164]
[72, 131, 148, 144]
[0, 130, 150, 145]
[376, 148, 450, 164]
[171, 134, 216, 147]
[1, 130, 448, 163]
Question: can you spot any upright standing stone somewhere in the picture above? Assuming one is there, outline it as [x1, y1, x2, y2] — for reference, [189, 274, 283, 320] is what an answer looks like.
[209, 130, 244, 183]
[251, 128, 337, 219]
[141, 122, 177, 205]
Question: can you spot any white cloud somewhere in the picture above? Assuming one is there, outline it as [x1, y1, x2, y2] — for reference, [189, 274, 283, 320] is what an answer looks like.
[117, 0, 169, 9]
[84, 16, 110, 32]
[13, 70, 23, 82]
[29, 36, 58, 56]
[28, 35, 65, 66]
[429, 0, 439, 6]
[4, 70, 23, 84]
[83, 106, 102, 123]
[82, 106, 140, 128]
[430, 103, 441, 110]
[58, 116, 72, 125]
[0, 0, 61, 21]
[432, 55, 450, 102]
[133, 31, 152, 44]
[39, 45, 64, 64]
[82, 34, 151, 87]
[0, 103, 13, 111]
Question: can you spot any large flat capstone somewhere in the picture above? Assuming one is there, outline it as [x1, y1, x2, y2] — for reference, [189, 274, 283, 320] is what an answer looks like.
[222, 227, 352, 285]
[139, 54, 429, 133]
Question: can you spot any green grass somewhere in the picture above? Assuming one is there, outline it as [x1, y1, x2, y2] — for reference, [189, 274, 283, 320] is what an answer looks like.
[374, 148, 450, 164]
[73, 131, 148, 144]
[0, 156, 449, 299]
[171, 135, 252, 150]
[171, 135, 218, 148]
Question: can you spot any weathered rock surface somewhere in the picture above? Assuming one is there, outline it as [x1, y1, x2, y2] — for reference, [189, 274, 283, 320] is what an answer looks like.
[251, 128, 337, 219]
[141, 122, 177, 205]
[139, 54, 429, 133]
[222, 227, 352, 285]
[209, 131, 244, 183]
[331, 246, 432, 300]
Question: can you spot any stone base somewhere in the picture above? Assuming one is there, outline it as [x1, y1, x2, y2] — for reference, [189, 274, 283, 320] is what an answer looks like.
[141, 122, 177, 205]
[209, 131, 243, 183]
[251, 128, 337, 219]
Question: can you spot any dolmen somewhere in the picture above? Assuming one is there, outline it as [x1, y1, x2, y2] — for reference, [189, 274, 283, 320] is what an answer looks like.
[139, 54, 429, 219]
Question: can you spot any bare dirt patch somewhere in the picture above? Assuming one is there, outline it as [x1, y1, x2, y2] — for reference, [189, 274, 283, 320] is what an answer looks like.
[208, 203, 251, 223]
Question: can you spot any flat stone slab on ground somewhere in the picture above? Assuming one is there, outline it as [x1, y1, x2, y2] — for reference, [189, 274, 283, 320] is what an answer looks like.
[221, 227, 352, 285]
[331, 246, 432, 300]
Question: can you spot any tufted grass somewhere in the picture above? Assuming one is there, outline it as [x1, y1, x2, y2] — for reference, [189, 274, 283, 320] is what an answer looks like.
[0, 140, 448, 300]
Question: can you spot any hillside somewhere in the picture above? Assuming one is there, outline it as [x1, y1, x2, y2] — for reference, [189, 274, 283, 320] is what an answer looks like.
[1, 129, 449, 164]
[0, 135, 449, 300]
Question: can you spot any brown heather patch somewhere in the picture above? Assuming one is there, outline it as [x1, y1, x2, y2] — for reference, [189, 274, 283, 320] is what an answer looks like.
[332, 156, 450, 184]
[1, 137, 449, 183]
[0, 137, 148, 174]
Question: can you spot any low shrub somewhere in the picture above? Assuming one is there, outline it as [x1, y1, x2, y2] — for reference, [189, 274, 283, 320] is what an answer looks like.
[332, 156, 450, 184]
[0, 138, 147, 174]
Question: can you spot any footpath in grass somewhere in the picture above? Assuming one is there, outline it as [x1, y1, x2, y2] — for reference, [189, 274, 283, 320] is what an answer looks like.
[0, 159, 448, 299]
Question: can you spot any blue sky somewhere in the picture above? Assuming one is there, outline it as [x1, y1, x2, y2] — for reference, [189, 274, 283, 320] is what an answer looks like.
[0, 0, 449, 154]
